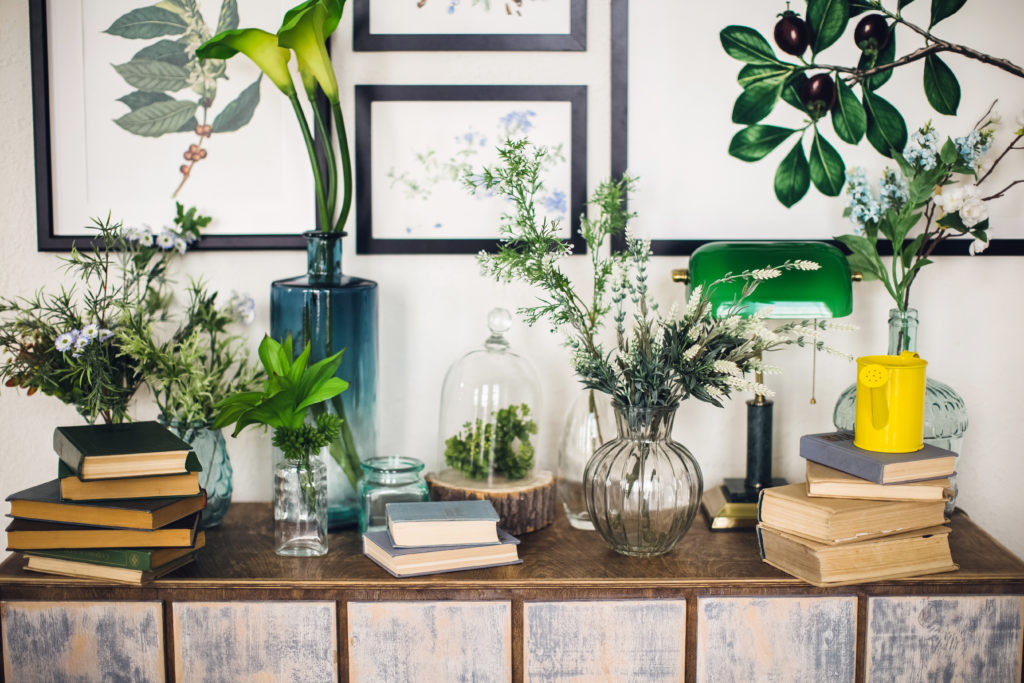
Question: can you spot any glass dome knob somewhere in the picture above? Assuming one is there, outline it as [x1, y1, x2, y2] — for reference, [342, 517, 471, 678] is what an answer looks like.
[486, 308, 512, 350]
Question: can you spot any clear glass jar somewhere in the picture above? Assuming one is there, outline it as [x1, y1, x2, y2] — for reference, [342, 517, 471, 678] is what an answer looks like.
[557, 388, 613, 530]
[436, 308, 543, 487]
[273, 443, 328, 557]
[584, 402, 703, 557]
[358, 456, 429, 533]
[833, 308, 968, 513]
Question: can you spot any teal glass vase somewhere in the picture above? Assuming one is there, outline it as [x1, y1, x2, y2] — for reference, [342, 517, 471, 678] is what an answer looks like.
[163, 420, 232, 529]
[270, 231, 378, 530]
[833, 308, 968, 514]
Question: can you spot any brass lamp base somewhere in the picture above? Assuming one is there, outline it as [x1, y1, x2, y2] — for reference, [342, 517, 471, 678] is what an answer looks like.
[701, 477, 787, 531]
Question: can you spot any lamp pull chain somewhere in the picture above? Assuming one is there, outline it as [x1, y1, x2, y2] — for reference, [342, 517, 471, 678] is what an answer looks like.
[810, 318, 818, 405]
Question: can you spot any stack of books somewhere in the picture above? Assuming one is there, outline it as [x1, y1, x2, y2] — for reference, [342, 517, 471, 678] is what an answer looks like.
[5, 422, 207, 584]
[362, 500, 522, 577]
[756, 431, 959, 587]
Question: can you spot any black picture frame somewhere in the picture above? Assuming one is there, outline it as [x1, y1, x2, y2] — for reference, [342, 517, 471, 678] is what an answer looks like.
[353, 0, 586, 52]
[29, 0, 311, 251]
[355, 84, 587, 255]
[609, 0, 1023, 257]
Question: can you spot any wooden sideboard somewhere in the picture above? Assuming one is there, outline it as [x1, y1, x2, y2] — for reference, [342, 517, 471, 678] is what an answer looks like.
[1, 503, 1022, 682]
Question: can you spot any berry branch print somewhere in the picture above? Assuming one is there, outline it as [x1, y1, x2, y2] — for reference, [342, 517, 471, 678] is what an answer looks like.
[106, 0, 263, 197]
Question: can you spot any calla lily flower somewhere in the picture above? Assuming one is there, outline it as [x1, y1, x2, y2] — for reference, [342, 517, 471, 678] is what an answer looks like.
[196, 28, 295, 96]
[277, 0, 343, 102]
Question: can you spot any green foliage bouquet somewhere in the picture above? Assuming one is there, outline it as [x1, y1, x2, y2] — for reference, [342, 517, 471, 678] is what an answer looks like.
[197, 0, 352, 234]
[837, 107, 1022, 311]
[467, 139, 845, 413]
[0, 217, 180, 424]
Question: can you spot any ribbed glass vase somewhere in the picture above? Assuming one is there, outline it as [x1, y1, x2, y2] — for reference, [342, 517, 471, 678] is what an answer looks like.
[833, 308, 968, 513]
[270, 231, 378, 530]
[583, 403, 703, 556]
[163, 421, 232, 528]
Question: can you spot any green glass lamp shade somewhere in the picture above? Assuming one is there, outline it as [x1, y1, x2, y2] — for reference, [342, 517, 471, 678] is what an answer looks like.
[688, 241, 852, 320]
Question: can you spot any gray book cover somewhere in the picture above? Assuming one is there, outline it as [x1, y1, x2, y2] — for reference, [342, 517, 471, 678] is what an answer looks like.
[799, 432, 956, 483]
[362, 528, 521, 578]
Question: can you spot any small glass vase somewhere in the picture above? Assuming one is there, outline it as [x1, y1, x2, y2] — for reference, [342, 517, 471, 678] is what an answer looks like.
[163, 420, 232, 529]
[583, 403, 703, 557]
[557, 388, 613, 530]
[271, 231, 378, 530]
[834, 308, 968, 514]
[273, 444, 328, 557]
[358, 456, 429, 533]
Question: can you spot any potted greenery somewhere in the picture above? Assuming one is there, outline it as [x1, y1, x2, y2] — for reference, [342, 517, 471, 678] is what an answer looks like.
[213, 334, 349, 557]
[197, 0, 377, 530]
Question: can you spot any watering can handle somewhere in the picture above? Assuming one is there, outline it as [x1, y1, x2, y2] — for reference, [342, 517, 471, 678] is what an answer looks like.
[859, 364, 889, 430]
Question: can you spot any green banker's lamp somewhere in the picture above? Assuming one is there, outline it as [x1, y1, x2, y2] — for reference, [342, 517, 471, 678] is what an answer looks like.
[673, 241, 853, 530]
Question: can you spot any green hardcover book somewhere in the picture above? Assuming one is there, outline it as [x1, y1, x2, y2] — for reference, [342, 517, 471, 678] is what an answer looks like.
[22, 530, 206, 571]
[53, 421, 202, 481]
[6, 479, 206, 530]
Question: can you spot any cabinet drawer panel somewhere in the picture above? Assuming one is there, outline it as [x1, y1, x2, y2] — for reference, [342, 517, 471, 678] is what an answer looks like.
[524, 599, 686, 682]
[2, 600, 164, 683]
[867, 595, 1024, 682]
[173, 601, 336, 682]
[697, 596, 856, 683]
[348, 601, 511, 683]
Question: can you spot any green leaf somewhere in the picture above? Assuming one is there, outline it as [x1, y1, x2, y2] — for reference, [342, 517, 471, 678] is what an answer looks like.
[845, 251, 880, 280]
[831, 79, 867, 144]
[212, 76, 262, 133]
[901, 232, 926, 267]
[891, 210, 923, 245]
[728, 125, 798, 161]
[296, 377, 350, 412]
[720, 26, 780, 64]
[930, 0, 967, 27]
[936, 212, 969, 232]
[807, 0, 850, 53]
[105, 6, 188, 39]
[732, 74, 787, 124]
[117, 90, 172, 111]
[900, 0, 916, 7]
[113, 99, 198, 137]
[737, 64, 791, 89]
[781, 73, 810, 113]
[857, 27, 897, 90]
[132, 39, 189, 67]
[774, 140, 811, 207]
[863, 90, 908, 157]
[216, 0, 239, 33]
[848, 0, 874, 17]
[892, 151, 915, 179]
[923, 54, 961, 115]
[808, 129, 845, 196]
[112, 59, 190, 92]
[258, 336, 287, 379]
[836, 234, 885, 279]
[939, 137, 958, 165]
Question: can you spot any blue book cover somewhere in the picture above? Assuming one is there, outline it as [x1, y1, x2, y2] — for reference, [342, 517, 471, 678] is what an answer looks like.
[799, 432, 956, 484]
[362, 528, 521, 578]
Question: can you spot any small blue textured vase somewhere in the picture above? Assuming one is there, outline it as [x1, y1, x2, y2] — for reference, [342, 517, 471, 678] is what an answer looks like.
[163, 421, 233, 529]
[270, 231, 379, 530]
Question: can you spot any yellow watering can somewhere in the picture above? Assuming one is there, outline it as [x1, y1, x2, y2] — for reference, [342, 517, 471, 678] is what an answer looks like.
[854, 351, 927, 453]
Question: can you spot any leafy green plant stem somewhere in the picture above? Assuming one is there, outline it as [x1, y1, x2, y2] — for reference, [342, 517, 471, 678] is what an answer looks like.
[332, 101, 354, 233]
[311, 102, 337, 223]
[289, 94, 328, 233]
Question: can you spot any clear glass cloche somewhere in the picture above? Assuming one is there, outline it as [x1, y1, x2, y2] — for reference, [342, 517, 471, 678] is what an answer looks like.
[435, 308, 543, 489]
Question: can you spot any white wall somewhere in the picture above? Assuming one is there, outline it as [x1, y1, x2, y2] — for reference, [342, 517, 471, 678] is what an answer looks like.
[2, 1, 1022, 562]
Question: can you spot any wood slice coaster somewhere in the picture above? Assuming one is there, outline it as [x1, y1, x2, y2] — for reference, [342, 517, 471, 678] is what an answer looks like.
[425, 469, 556, 536]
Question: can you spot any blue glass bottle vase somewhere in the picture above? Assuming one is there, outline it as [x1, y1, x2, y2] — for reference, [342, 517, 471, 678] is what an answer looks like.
[270, 231, 378, 530]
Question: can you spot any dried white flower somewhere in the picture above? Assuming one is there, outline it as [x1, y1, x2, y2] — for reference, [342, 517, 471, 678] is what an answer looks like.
[713, 359, 742, 376]
[685, 285, 704, 317]
[969, 237, 989, 255]
[683, 344, 702, 361]
[751, 268, 781, 280]
[792, 259, 820, 271]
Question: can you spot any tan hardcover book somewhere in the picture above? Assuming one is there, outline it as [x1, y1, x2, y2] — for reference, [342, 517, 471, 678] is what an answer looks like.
[758, 483, 947, 545]
[363, 529, 521, 578]
[5, 512, 201, 550]
[24, 551, 198, 585]
[757, 523, 958, 587]
[59, 460, 200, 501]
[805, 461, 952, 502]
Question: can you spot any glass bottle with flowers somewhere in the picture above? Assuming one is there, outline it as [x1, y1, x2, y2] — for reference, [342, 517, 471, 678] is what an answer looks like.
[833, 106, 1023, 509]
[467, 139, 843, 556]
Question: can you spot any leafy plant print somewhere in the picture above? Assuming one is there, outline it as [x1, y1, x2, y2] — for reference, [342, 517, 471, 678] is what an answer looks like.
[418, 0, 531, 17]
[106, 0, 262, 196]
